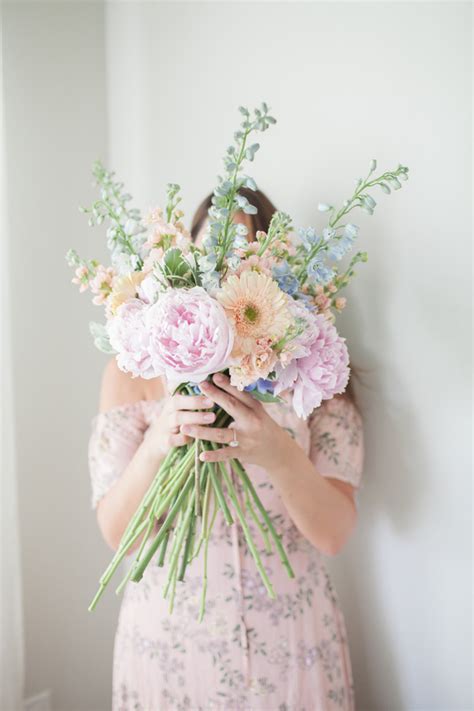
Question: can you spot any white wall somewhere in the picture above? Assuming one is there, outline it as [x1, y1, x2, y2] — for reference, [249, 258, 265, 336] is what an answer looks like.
[3, 3, 117, 710]
[105, 3, 472, 710]
[3, 1, 472, 710]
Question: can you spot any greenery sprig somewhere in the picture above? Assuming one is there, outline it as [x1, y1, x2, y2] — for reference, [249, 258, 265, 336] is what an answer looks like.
[321, 159, 409, 226]
[207, 103, 276, 271]
[79, 160, 145, 269]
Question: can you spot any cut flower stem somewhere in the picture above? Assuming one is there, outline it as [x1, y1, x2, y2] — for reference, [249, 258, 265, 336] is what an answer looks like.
[88, 402, 294, 619]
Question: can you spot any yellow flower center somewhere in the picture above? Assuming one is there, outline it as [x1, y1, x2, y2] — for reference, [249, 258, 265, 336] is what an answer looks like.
[243, 303, 259, 324]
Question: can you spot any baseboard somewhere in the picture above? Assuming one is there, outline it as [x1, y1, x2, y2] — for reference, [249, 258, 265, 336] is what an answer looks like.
[24, 690, 51, 711]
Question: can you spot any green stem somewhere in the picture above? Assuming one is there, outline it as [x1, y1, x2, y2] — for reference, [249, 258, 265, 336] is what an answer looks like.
[157, 528, 171, 567]
[217, 458, 276, 599]
[153, 453, 195, 519]
[216, 128, 251, 272]
[118, 448, 178, 549]
[195, 439, 201, 516]
[131, 469, 195, 582]
[115, 507, 157, 595]
[209, 465, 234, 525]
[244, 485, 272, 554]
[164, 492, 195, 605]
[232, 459, 295, 580]
[192, 466, 212, 561]
[198, 493, 218, 623]
[88, 517, 149, 611]
[178, 509, 196, 581]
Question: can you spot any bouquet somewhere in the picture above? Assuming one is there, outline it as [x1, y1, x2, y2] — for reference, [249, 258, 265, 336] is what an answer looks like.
[67, 103, 408, 619]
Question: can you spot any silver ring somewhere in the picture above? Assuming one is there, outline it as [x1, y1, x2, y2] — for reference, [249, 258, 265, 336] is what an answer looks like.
[229, 428, 239, 448]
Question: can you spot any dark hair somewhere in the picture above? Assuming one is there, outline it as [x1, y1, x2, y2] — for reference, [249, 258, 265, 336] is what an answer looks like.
[191, 187, 277, 241]
[190, 188, 358, 404]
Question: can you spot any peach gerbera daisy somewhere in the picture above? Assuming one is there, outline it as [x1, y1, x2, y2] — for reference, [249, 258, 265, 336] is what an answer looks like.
[217, 271, 291, 357]
[106, 271, 145, 316]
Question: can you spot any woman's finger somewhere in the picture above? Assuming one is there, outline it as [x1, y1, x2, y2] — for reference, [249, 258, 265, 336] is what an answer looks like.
[180, 424, 235, 445]
[174, 410, 216, 427]
[199, 446, 240, 463]
[170, 433, 192, 448]
[211, 373, 257, 408]
[172, 393, 214, 411]
[199, 380, 247, 419]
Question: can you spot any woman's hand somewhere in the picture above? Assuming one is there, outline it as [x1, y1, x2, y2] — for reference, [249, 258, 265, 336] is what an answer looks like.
[181, 373, 358, 556]
[144, 392, 216, 460]
[180, 373, 295, 469]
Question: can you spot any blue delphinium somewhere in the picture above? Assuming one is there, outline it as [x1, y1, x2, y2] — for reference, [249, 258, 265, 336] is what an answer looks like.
[295, 291, 317, 311]
[307, 256, 335, 285]
[272, 261, 299, 295]
[244, 378, 275, 395]
[198, 252, 220, 291]
[298, 226, 319, 251]
[326, 223, 359, 262]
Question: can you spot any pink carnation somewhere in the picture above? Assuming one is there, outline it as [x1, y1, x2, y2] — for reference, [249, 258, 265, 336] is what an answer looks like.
[106, 299, 155, 379]
[145, 287, 234, 386]
[274, 313, 350, 419]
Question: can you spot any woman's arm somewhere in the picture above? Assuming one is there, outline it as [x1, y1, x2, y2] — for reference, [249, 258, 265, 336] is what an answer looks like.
[95, 362, 216, 551]
[182, 373, 358, 557]
[248, 433, 357, 556]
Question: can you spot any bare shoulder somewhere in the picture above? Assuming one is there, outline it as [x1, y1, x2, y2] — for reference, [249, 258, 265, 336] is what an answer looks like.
[98, 359, 167, 412]
[98, 359, 148, 413]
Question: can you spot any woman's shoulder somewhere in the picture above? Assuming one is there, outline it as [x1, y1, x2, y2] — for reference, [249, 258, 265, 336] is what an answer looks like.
[306, 393, 363, 446]
[311, 393, 362, 422]
[98, 358, 166, 414]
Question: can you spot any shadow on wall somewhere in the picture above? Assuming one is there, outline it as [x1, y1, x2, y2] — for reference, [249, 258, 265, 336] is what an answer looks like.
[329, 259, 427, 710]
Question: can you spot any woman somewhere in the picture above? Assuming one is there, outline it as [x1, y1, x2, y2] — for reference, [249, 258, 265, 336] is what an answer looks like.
[89, 188, 365, 711]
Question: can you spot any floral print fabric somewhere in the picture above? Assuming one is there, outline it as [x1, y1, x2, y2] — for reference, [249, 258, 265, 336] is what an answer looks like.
[88, 394, 364, 710]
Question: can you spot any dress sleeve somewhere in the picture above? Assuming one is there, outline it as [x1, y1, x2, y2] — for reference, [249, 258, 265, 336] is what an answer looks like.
[87, 403, 148, 510]
[308, 395, 364, 492]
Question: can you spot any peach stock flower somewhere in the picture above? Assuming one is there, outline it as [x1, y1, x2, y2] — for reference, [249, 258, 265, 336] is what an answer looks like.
[90, 265, 115, 305]
[235, 253, 274, 277]
[72, 265, 90, 293]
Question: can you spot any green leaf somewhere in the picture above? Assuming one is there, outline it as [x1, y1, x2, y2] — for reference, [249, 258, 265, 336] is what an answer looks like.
[163, 248, 188, 276]
[89, 322, 116, 355]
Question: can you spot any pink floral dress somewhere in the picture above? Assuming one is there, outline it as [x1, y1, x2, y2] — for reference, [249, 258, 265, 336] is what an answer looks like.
[88, 393, 364, 711]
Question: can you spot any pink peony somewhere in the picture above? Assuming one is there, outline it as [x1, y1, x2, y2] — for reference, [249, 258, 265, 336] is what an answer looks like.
[145, 287, 234, 386]
[274, 313, 350, 419]
[106, 299, 155, 379]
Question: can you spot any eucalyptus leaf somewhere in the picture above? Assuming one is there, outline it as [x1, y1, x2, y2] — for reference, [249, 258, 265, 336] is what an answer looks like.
[89, 321, 116, 355]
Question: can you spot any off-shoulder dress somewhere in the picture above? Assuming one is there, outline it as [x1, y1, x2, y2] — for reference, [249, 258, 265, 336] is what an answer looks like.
[88, 392, 364, 711]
